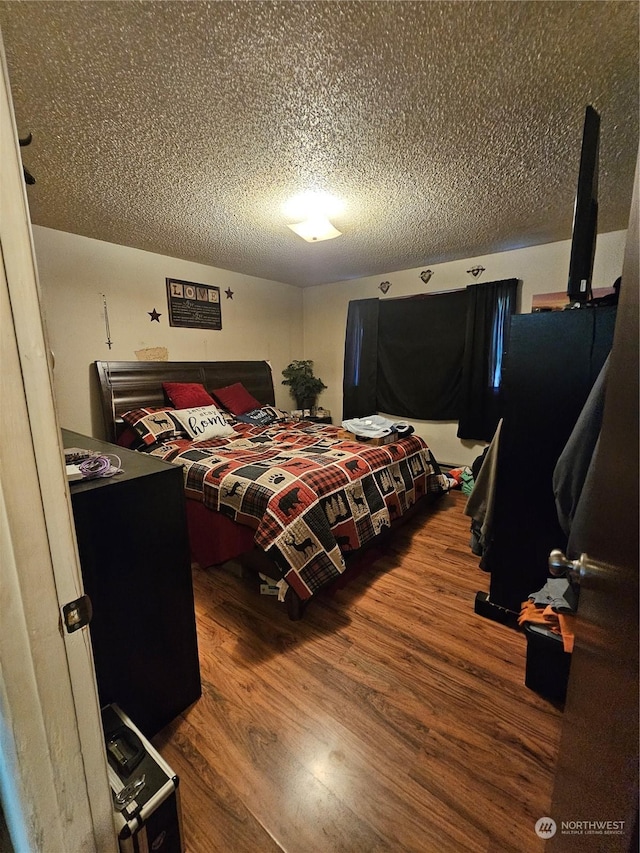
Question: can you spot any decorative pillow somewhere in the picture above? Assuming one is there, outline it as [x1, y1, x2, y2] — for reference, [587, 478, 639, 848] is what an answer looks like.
[173, 405, 237, 441]
[121, 407, 185, 446]
[162, 382, 215, 409]
[236, 406, 289, 426]
[211, 382, 261, 416]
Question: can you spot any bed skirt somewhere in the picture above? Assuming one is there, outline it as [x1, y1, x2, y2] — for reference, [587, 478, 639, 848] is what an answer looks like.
[185, 499, 256, 568]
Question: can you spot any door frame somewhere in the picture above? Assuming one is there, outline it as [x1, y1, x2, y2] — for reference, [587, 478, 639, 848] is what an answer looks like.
[0, 37, 116, 852]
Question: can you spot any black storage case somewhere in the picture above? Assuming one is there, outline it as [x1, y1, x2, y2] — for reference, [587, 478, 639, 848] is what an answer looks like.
[524, 624, 572, 704]
[102, 704, 184, 853]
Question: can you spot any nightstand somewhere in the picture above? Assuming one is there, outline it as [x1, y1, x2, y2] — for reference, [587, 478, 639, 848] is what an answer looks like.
[63, 429, 201, 737]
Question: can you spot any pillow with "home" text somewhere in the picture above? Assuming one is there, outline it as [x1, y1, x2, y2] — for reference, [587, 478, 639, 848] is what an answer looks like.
[173, 405, 237, 441]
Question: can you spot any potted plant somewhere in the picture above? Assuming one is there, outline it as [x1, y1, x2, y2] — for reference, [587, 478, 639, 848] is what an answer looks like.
[281, 360, 327, 411]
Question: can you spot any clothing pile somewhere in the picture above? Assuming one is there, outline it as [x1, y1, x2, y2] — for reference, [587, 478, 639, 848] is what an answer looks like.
[341, 415, 414, 439]
[518, 578, 577, 653]
[447, 466, 474, 495]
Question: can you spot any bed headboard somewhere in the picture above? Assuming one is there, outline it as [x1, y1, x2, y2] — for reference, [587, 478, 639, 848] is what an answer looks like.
[94, 360, 276, 443]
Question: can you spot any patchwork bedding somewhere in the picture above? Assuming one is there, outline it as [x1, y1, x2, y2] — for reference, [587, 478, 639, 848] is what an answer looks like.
[146, 420, 448, 600]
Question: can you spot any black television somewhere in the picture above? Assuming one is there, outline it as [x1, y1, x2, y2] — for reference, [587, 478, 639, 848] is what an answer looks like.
[566, 105, 600, 306]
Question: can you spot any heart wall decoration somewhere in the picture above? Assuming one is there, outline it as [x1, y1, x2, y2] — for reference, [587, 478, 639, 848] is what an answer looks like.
[420, 269, 433, 284]
[379, 281, 391, 294]
[467, 265, 486, 278]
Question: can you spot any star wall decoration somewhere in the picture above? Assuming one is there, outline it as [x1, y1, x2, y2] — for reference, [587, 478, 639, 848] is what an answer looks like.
[148, 308, 161, 322]
[225, 287, 234, 299]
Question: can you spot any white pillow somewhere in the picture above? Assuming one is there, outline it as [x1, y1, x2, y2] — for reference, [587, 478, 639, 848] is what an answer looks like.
[173, 405, 237, 440]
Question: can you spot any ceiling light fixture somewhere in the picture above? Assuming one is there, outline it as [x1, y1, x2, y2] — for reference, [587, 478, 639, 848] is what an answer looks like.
[287, 216, 342, 242]
[284, 190, 344, 242]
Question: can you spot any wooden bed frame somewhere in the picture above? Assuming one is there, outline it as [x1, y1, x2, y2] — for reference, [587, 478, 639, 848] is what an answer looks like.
[95, 359, 275, 444]
[93, 359, 440, 620]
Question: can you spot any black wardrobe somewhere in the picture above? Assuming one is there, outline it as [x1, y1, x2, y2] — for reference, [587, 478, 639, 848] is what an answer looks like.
[476, 305, 617, 618]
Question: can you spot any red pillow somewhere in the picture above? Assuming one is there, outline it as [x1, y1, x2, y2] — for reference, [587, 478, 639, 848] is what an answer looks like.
[211, 382, 261, 416]
[116, 425, 142, 449]
[163, 382, 215, 409]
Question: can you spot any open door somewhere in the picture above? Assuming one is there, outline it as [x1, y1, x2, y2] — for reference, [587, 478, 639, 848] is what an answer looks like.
[0, 34, 116, 852]
[545, 154, 639, 849]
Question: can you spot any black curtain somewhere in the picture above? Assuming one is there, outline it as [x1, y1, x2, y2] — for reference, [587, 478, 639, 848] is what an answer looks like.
[457, 278, 519, 441]
[343, 298, 379, 419]
[376, 290, 469, 419]
[343, 281, 518, 430]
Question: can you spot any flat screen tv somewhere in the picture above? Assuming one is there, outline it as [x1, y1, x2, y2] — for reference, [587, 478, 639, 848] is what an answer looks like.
[566, 105, 600, 305]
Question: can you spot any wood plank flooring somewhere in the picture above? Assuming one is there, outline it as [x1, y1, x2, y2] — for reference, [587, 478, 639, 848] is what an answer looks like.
[152, 490, 563, 853]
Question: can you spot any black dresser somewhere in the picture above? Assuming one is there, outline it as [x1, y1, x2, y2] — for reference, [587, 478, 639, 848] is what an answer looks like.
[63, 429, 201, 737]
[477, 306, 617, 616]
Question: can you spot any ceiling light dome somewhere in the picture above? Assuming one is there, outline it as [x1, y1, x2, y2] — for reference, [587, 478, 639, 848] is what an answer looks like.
[284, 191, 344, 242]
[287, 216, 342, 242]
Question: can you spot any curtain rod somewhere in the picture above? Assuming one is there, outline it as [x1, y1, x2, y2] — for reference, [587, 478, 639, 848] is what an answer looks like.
[383, 285, 467, 300]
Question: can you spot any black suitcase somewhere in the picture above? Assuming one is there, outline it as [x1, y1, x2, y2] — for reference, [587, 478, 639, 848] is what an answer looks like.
[102, 704, 185, 853]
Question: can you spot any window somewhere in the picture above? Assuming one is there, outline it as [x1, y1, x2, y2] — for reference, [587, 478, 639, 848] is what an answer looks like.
[343, 279, 518, 441]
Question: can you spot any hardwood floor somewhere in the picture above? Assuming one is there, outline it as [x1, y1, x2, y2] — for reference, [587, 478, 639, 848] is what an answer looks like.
[152, 491, 563, 853]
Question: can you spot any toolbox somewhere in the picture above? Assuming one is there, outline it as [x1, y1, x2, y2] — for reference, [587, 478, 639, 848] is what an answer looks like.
[102, 704, 184, 853]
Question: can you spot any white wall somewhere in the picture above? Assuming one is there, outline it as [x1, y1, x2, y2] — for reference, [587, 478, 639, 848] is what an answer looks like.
[303, 230, 627, 466]
[33, 225, 626, 462]
[33, 226, 304, 438]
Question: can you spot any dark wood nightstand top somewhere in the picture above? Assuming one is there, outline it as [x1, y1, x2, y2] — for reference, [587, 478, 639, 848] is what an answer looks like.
[62, 428, 178, 495]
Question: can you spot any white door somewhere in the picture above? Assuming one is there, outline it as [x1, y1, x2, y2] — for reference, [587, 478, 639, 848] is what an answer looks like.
[0, 36, 116, 853]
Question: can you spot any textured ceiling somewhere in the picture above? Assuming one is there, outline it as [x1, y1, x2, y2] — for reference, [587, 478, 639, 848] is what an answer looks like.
[0, 1, 638, 287]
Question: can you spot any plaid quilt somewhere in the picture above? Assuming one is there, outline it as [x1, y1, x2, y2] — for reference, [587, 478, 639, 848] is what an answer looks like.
[148, 421, 447, 600]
